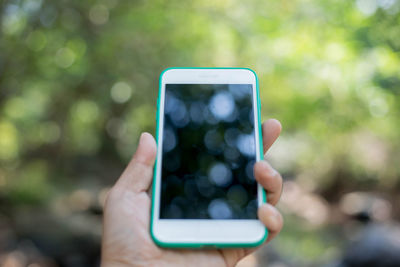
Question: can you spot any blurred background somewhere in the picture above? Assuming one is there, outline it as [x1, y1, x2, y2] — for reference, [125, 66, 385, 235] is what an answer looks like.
[1, 0, 400, 266]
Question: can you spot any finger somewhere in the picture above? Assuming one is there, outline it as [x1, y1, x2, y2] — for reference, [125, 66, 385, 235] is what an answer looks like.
[258, 204, 283, 243]
[219, 249, 248, 267]
[223, 203, 285, 262]
[114, 132, 157, 193]
[254, 161, 283, 206]
[262, 119, 282, 155]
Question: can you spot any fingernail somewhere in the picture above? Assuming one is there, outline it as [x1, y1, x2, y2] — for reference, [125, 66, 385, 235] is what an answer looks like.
[139, 132, 146, 144]
[268, 167, 278, 178]
[261, 161, 277, 177]
[134, 132, 156, 164]
[263, 205, 280, 229]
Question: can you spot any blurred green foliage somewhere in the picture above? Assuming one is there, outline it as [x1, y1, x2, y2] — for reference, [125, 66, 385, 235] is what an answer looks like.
[1, 0, 400, 266]
[1, 0, 399, 198]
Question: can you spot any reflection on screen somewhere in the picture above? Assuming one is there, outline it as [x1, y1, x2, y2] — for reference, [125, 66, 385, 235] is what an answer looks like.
[160, 84, 257, 219]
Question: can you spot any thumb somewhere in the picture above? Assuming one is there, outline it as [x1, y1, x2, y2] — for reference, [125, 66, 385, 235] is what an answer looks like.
[114, 132, 157, 193]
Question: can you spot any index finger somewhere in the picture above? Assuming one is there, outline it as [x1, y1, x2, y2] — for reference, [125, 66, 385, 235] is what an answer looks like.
[262, 119, 282, 155]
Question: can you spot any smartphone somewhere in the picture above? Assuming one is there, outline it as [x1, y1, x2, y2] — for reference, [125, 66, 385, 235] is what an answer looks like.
[150, 68, 267, 248]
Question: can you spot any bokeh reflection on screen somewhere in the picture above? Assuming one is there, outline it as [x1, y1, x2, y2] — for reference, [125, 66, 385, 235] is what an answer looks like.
[160, 84, 258, 219]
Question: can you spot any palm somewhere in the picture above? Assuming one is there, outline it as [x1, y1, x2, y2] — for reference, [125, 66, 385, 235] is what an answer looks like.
[103, 188, 244, 266]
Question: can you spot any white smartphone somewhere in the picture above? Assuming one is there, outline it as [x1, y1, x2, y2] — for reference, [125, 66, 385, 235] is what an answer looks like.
[150, 68, 267, 248]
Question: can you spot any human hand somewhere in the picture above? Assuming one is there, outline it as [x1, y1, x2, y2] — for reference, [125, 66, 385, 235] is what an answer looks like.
[101, 119, 284, 267]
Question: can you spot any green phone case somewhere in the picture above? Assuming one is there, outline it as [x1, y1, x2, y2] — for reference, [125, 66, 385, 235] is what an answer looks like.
[150, 67, 267, 248]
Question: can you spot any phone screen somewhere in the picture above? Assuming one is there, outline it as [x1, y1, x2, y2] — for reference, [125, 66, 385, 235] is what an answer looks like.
[160, 84, 258, 220]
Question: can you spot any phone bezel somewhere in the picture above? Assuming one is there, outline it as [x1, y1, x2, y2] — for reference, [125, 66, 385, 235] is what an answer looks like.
[151, 68, 267, 247]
